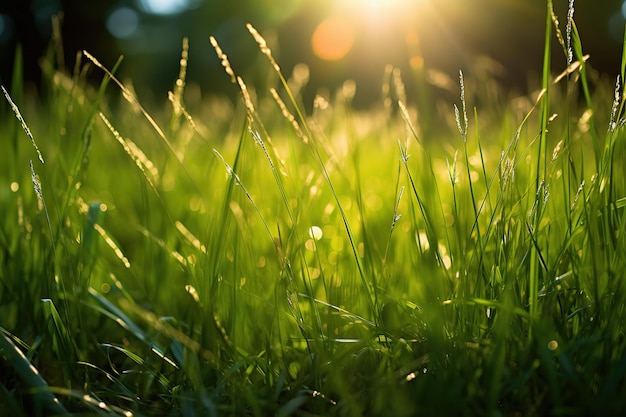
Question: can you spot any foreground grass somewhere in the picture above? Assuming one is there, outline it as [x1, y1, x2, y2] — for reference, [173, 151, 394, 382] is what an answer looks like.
[2, 4, 626, 416]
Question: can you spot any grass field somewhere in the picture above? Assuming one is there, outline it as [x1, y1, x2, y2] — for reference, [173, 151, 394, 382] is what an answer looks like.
[2, 1, 626, 416]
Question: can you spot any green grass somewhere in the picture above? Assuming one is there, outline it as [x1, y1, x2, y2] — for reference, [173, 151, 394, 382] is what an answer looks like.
[2, 2, 626, 416]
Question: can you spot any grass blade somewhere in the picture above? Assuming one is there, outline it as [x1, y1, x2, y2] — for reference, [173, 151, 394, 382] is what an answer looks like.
[0, 328, 69, 415]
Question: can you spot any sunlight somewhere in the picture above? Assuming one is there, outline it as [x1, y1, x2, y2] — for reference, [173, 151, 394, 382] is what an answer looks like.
[339, 0, 423, 23]
[352, 0, 421, 12]
[311, 0, 426, 61]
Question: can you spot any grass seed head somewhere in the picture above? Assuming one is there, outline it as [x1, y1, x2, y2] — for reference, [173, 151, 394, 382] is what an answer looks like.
[566, 0, 575, 64]
[29, 160, 43, 205]
[173, 37, 189, 107]
[609, 75, 621, 133]
[247, 23, 281, 72]
[237, 76, 256, 115]
[270, 88, 308, 143]
[210, 36, 236, 84]
[3, 86, 44, 164]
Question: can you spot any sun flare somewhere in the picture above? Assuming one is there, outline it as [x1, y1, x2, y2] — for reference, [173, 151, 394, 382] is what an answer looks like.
[311, 17, 356, 61]
[340, 0, 422, 19]
[311, 0, 425, 61]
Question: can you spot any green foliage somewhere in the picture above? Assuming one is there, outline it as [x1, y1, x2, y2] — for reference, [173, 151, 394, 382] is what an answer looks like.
[2, 3, 626, 416]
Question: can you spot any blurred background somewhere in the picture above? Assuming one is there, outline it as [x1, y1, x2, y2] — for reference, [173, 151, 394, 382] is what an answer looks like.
[0, 0, 624, 106]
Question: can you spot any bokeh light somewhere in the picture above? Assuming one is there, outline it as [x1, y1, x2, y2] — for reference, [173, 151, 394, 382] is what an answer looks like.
[32, 0, 61, 36]
[135, 0, 201, 15]
[311, 18, 356, 61]
[611, 1, 626, 42]
[106, 7, 140, 39]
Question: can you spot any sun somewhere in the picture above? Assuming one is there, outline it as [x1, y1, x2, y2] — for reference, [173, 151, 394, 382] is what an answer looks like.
[341, 0, 422, 18]
[310, 0, 425, 61]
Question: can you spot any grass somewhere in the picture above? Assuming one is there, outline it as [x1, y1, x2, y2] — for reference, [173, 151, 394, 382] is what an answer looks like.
[2, 1, 626, 415]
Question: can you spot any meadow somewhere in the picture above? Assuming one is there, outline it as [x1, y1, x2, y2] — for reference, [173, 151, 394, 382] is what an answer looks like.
[2, 2, 626, 416]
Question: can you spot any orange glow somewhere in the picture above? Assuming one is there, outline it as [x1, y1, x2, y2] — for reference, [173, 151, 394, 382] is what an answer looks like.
[311, 18, 356, 61]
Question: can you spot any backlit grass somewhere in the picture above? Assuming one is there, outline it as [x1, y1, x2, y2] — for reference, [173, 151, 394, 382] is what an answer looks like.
[2, 1, 626, 415]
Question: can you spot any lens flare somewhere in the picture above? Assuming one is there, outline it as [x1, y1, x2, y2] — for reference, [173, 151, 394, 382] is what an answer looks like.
[311, 17, 356, 61]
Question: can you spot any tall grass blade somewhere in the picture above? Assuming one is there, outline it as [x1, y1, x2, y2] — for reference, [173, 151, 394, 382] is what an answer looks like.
[0, 328, 69, 415]
[41, 298, 76, 361]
